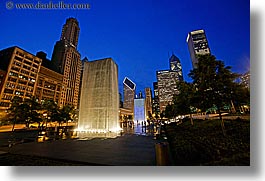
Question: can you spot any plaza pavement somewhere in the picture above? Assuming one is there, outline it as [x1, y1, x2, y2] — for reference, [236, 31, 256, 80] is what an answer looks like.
[2, 127, 161, 166]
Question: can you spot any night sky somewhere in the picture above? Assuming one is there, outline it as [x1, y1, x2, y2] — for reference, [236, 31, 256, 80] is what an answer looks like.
[0, 0, 250, 97]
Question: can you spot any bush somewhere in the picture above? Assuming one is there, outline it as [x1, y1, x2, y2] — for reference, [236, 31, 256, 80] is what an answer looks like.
[165, 119, 250, 166]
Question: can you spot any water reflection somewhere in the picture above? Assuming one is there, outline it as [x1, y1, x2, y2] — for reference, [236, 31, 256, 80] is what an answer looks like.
[36, 126, 79, 143]
[35, 122, 163, 143]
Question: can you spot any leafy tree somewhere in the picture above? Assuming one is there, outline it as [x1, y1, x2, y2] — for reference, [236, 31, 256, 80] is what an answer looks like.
[172, 81, 196, 125]
[165, 104, 175, 119]
[188, 54, 239, 135]
[154, 111, 160, 120]
[231, 82, 250, 113]
[41, 99, 59, 127]
[57, 105, 75, 126]
[23, 96, 42, 128]
[160, 111, 165, 119]
[7, 96, 24, 131]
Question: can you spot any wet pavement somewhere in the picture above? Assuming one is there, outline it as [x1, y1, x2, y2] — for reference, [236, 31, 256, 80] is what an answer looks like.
[0, 123, 168, 166]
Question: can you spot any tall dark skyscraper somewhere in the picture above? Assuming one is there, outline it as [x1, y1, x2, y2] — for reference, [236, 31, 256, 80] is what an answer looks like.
[51, 18, 82, 109]
[187, 29, 211, 69]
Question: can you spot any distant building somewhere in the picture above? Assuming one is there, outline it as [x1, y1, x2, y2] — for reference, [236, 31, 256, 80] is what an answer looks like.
[35, 51, 63, 107]
[134, 97, 145, 123]
[138, 91, 143, 99]
[187, 29, 211, 69]
[169, 54, 183, 81]
[51, 17, 82, 109]
[240, 71, 250, 89]
[119, 92, 123, 108]
[0, 46, 42, 110]
[145, 87, 152, 119]
[123, 77, 136, 114]
[152, 82, 160, 116]
[156, 54, 183, 112]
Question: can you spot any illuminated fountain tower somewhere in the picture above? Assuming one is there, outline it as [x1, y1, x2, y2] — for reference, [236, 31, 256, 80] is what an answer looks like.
[78, 58, 119, 134]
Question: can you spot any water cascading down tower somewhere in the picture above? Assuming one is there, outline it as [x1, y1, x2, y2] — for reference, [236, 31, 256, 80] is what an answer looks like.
[78, 58, 120, 133]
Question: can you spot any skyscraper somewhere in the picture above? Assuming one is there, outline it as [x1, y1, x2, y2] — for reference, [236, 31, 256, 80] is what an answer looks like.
[152, 82, 160, 115]
[51, 17, 82, 109]
[187, 29, 211, 69]
[145, 87, 152, 118]
[123, 77, 136, 114]
[156, 54, 183, 112]
[169, 54, 183, 81]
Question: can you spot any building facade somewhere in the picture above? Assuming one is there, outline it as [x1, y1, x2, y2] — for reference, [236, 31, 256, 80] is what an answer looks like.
[145, 87, 152, 119]
[34, 67, 63, 107]
[152, 82, 160, 116]
[123, 77, 136, 115]
[0, 47, 42, 111]
[169, 54, 183, 80]
[187, 29, 211, 69]
[51, 17, 82, 109]
[156, 54, 183, 112]
[240, 71, 250, 89]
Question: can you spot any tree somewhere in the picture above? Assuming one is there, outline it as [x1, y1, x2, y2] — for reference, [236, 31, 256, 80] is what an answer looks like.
[7, 96, 24, 132]
[41, 99, 59, 127]
[57, 105, 75, 126]
[188, 54, 239, 135]
[172, 81, 196, 125]
[231, 82, 250, 113]
[154, 112, 160, 120]
[164, 104, 175, 119]
[23, 96, 42, 128]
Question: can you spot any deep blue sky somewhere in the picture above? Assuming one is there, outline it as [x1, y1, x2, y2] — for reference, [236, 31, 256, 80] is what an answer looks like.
[0, 0, 250, 97]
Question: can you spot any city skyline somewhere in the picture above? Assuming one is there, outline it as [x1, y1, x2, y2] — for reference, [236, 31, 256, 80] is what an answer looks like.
[0, 0, 250, 95]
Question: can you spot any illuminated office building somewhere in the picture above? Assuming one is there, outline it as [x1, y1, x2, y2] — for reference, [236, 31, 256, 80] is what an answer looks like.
[0, 46, 42, 110]
[187, 29, 211, 69]
[156, 54, 183, 112]
[152, 82, 160, 115]
[35, 51, 63, 106]
[51, 17, 82, 109]
[123, 77, 136, 114]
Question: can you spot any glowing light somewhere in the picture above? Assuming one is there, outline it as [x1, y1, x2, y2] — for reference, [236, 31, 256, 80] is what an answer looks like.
[74, 127, 122, 133]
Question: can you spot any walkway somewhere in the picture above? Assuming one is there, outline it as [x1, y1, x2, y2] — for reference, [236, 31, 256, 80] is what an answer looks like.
[1, 125, 161, 166]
